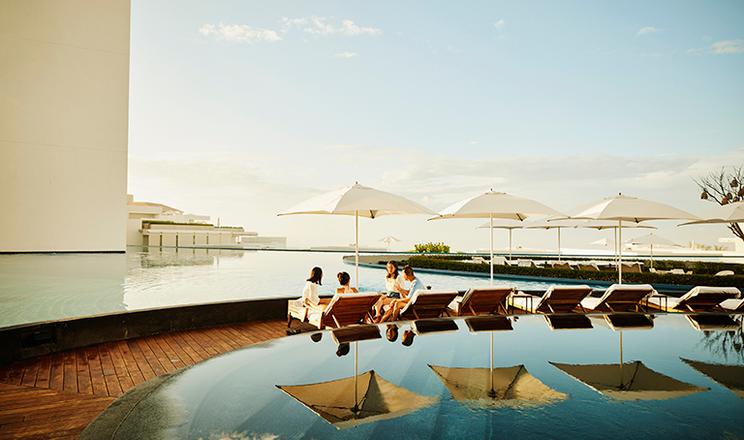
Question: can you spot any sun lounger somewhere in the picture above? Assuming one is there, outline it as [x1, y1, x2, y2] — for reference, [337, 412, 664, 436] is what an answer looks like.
[551, 262, 572, 270]
[621, 262, 643, 273]
[517, 259, 536, 268]
[715, 270, 735, 277]
[398, 290, 459, 320]
[577, 263, 600, 272]
[293, 293, 381, 329]
[508, 285, 594, 314]
[645, 286, 741, 312]
[721, 298, 744, 312]
[669, 268, 692, 275]
[447, 286, 514, 316]
[580, 284, 656, 313]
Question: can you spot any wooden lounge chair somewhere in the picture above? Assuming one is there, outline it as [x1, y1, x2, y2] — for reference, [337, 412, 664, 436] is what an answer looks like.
[645, 286, 741, 312]
[621, 262, 643, 273]
[397, 290, 459, 320]
[447, 286, 514, 316]
[576, 263, 600, 272]
[551, 262, 572, 270]
[580, 284, 656, 313]
[288, 293, 381, 330]
[508, 285, 594, 314]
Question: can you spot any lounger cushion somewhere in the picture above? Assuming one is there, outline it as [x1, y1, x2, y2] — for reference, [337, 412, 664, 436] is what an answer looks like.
[721, 298, 744, 312]
[647, 286, 741, 311]
[580, 284, 655, 312]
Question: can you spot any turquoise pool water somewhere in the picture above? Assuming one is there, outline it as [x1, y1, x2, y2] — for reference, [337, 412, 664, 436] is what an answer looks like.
[83, 314, 744, 439]
[0, 248, 566, 328]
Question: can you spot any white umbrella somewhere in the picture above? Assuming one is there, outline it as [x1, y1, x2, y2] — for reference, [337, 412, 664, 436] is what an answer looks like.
[431, 190, 563, 284]
[679, 201, 744, 225]
[627, 233, 677, 268]
[278, 183, 435, 288]
[475, 219, 524, 262]
[565, 194, 698, 283]
[379, 236, 401, 250]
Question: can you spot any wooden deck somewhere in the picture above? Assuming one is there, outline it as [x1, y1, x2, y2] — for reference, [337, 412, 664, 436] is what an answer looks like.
[0, 320, 286, 440]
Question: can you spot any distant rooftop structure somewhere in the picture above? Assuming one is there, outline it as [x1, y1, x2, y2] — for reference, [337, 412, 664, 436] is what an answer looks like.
[126, 195, 286, 249]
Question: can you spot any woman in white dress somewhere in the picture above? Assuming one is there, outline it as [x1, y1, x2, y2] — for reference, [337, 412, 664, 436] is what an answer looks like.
[373, 261, 405, 322]
[301, 266, 324, 309]
[336, 271, 359, 293]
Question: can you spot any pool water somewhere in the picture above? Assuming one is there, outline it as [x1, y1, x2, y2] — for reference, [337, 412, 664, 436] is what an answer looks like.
[84, 314, 744, 440]
[0, 248, 564, 328]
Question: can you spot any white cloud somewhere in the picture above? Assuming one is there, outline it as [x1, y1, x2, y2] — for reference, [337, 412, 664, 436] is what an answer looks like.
[637, 26, 659, 36]
[494, 19, 505, 30]
[281, 16, 381, 36]
[711, 39, 744, 54]
[334, 51, 358, 59]
[687, 39, 744, 55]
[199, 23, 281, 43]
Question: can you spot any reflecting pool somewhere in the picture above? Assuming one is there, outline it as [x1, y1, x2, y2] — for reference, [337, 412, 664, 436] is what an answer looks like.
[84, 314, 744, 440]
[0, 248, 566, 328]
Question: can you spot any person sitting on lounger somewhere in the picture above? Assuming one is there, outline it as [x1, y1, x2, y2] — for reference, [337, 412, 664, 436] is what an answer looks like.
[373, 261, 406, 321]
[380, 266, 426, 322]
[336, 271, 359, 293]
[301, 267, 324, 310]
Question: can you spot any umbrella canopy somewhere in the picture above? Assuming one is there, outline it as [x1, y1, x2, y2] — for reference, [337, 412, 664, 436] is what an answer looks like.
[569, 194, 699, 222]
[551, 361, 707, 400]
[432, 190, 562, 282]
[279, 183, 435, 287]
[680, 202, 744, 225]
[565, 194, 698, 283]
[429, 364, 567, 408]
[434, 191, 563, 221]
[681, 358, 744, 399]
[628, 233, 677, 247]
[277, 370, 436, 429]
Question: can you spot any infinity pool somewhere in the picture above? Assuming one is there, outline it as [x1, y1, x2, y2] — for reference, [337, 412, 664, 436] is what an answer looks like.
[82, 314, 744, 439]
[0, 248, 566, 328]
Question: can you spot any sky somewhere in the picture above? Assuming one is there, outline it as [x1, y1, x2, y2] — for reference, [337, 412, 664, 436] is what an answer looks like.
[127, 0, 744, 252]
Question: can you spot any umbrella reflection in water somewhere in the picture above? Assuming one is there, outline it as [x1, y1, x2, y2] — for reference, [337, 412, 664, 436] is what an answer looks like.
[276, 325, 436, 429]
[430, 316, 568, 408]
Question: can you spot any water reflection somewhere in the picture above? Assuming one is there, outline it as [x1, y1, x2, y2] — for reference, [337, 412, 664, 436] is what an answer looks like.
[551, 361, 707, 400]
[699, 314, 744, 362]
[681, 358, 744, 399]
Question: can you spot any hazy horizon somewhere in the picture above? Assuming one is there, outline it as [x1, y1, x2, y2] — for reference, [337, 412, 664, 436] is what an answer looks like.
[127, 0, 744, 252]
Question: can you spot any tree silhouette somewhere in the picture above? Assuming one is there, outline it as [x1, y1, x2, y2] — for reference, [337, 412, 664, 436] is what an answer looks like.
[694, 166, 744, 243]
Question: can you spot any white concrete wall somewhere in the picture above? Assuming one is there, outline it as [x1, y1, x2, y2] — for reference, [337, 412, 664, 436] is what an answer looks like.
[0, 0, 130, 252]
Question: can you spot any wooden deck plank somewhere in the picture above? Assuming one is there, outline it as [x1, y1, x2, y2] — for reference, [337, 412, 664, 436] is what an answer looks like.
[0, 320, 284, 440]
[85, 347, 108, 397]
[61, 352, 77, 393]
[75, 349, 93, 395]
[116, 341, 146, 386]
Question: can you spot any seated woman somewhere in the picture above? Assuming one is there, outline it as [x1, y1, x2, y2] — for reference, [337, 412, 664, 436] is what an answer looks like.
[301, 267, 327, 311]
[373, 261, 405, 322]
[380, 265, 426, 322]
[336, 271, 359, 293]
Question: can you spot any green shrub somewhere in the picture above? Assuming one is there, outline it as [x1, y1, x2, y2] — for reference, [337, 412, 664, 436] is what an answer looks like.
[395, 256, 744, 288]
[413, 242, 451, 253]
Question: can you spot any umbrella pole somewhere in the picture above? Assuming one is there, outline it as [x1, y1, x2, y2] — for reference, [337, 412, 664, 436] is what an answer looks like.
[619, 332, 624, 389]
[618, 220, 623, 284]
[353, 340, 359, 412]
[488, 331, 496, 398]
[355, 210, 359, 290]
[557, 228, 562, 262]
[489, 213, 494, 285]
[508, 229, 513, 263]
[650, 244, 654, 269]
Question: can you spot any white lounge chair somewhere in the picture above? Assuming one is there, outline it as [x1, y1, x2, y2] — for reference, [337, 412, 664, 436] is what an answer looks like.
[645, 286, 741, 312]
[721, 298, 744, 312]
[580, 284, 656, 313]
[398, 290, 460, 320]
[508, 285, 594, 314]
[447, 286, 514, 316]
[715, 270, 735, 277]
